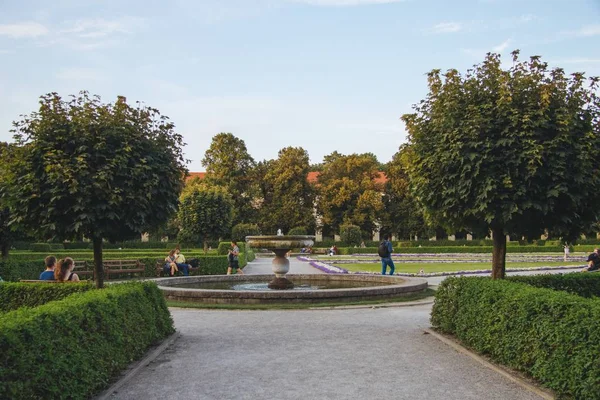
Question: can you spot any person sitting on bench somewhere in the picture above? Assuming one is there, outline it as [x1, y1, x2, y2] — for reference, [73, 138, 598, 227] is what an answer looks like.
[55, 257, 80, 282]
[174, 246, 191, 276]
[39, 255, 57, 280]
[583, 248, 600, 272]
[164, 250, 179, 276]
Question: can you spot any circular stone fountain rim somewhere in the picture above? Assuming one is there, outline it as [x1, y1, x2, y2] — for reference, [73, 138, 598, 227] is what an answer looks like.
[155, 274, 428, 301]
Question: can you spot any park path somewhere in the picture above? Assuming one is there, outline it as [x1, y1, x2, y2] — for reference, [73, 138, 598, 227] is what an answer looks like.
[108, 257, 550, 400]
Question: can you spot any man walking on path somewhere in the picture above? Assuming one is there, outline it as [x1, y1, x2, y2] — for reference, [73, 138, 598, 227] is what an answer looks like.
[380, 234, 395, 275]
[227, 240, 244, 275]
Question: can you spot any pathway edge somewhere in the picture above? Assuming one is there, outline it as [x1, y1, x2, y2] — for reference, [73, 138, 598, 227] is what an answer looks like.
[94, 331, 180, 400]
[424, 328, 554, 400]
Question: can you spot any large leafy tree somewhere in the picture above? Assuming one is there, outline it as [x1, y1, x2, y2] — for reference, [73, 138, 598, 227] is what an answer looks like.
[402, 51, 600, 278]
[201, 133, 257, 225]
[257, 147, 316, 234]
[177, 182, 232, 253]
[316, 152, 384, 236]
[7, 92, 187, 287]
[382, 145, 432, 240]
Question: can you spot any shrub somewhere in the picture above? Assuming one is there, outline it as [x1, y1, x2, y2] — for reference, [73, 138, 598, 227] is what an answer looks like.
[62, 242, 91, 250]
[340, 225, 362, 247]
[431, 277, 600, 399]
[231, 223, 261, 242]
[288, 226, 308, 235]
[0, 282, 94, 313]
[507, 273, 600, 298]
[0, 282, 174, 399]
[28, 243, 52, 252]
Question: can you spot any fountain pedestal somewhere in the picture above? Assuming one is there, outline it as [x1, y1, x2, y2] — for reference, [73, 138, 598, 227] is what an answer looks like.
[246, 235, 315, 290]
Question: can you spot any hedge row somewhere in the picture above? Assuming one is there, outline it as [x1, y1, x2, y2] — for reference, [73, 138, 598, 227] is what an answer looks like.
[319, 246, 568, 255]
[431, 277, 600, 399]
[0, 282, 174, 399]
[0, 282, 94, 313]
[0, 250, 254, 282]
[15, 240, 223, 252]
[507, 273, 600, 298]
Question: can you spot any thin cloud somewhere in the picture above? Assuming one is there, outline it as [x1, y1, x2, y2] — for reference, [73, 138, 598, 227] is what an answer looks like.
[0, 22, 48, 38]
[60, 17, 144, 38]
[55, 67, 107, 82]
[574, 24, 600, 37]
[550, 58, 600, 65]
[431, 22, 462, 34]
[492, 38, 511, 52]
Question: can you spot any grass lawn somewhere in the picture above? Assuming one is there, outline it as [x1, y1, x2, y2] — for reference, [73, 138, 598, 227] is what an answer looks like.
[166, 288, 436, 310]
[334, 261, 584, 274]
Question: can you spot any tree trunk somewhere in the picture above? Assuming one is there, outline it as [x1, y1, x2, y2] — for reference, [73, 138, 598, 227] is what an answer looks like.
[1, 241, 9, 259]
[93, 236, 104, 289]
[491, 227, 506, 279]
[203, 236, 208, 255]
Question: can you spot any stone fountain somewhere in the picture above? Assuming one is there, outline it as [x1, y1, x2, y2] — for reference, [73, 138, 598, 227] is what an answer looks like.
[245, 235, 315, 289]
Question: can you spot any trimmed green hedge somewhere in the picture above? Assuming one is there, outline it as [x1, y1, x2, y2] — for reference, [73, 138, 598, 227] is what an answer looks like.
[0, 282, 174, 399]
[335, 246, 567, 254]
[431, 277, 600, 399]
[0, 282, 94, 313]
[507, 273, 600, 298]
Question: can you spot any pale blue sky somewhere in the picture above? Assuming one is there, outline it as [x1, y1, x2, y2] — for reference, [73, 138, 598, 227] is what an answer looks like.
[1, 0, 599, 171]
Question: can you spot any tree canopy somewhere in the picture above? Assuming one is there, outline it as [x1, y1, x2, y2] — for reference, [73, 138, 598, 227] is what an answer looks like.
[402, 51, 600, 278]
[177, 181, 232, 252]
[257, 146, 315, 235]
[201, 133, 257, 226]
[7, 92, 187, 286]
[316, 152, 384, 237]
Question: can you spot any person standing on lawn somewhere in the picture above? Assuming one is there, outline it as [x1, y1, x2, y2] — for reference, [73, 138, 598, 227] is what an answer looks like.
[379, 234, 395, 275]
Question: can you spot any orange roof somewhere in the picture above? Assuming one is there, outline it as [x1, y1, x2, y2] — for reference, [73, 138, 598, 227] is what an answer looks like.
[186, 172, 206, 182]
[188, 171, 387, 184]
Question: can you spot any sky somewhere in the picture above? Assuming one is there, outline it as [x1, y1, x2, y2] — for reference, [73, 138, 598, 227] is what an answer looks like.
[1, 0, 599, 172]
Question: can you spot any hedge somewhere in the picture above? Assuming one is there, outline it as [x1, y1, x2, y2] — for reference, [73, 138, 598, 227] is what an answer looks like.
[507, 273, 600, 298]
[0, 252, 252, 282]
[0, 282, 94, 313]
[0, 282, 174, 399]
[431, 277, 600, 399]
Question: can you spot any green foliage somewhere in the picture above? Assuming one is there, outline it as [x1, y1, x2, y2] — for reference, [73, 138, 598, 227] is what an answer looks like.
[217, 241, 246, 255]
[507, 273, 600, 298]
[382, 144, 432, 240]
[316, 152, 384, 235]
[231, 223, 261, 242]
[431, 277, 600, 399]
[403, 52, 600, 278]
[28, 243, 52, 252]
[340, 224, 362, 246]
[177, 183, 233, 250]
[287, 226, 308, 235]
[7, 92, 187, 287]
[0, 282, 174, 399]
[0, 282, 94, 312]
[201, 133, 257, 226]
[396, 239, 495, 247]
[256, 147, 316, 234]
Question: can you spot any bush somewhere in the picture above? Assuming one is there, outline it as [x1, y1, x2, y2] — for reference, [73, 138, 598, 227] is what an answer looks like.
[0, 282, 174, 399]
[28, 243, 52, 252]
[0, 282, 94, 313]
[62, 242, 91, 250]
[431, 277, 600, 399]
[507, 273, 600, 298]
[288, 226, 308, 235]
[231, 223, 261, 242]
[340, 225, 362, 247]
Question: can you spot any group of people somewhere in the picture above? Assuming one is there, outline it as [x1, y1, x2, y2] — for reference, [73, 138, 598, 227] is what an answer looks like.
[163, 246, 192, 276]
[39, 255, 80, 282]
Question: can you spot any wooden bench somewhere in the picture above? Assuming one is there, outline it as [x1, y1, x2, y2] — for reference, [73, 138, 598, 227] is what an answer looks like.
[103, 260, 145, 279]
[73, 260, 94, 278]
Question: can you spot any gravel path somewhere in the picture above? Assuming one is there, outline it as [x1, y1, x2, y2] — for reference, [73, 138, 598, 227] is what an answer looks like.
[112, 304, 543, 400]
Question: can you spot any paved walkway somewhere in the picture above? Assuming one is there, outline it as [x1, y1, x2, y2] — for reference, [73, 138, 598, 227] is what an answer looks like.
[108, 257, 552, 400]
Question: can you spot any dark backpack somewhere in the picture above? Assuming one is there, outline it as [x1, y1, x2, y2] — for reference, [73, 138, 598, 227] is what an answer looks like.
[378, 241, 389, 258]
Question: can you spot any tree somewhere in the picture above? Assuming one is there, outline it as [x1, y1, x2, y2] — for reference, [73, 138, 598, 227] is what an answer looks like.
[201, 133, 257, 226]
[316, 152, 384, 236]
[7, 92, 186, 287]
[257, 147, 316, 235]
[382, 144, 432, 240]
[402, 51, 600, 278]
[177, 182, 232, 253]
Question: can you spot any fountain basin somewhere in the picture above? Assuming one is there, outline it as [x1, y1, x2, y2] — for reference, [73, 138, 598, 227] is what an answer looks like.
[156, 274, 428, 304]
